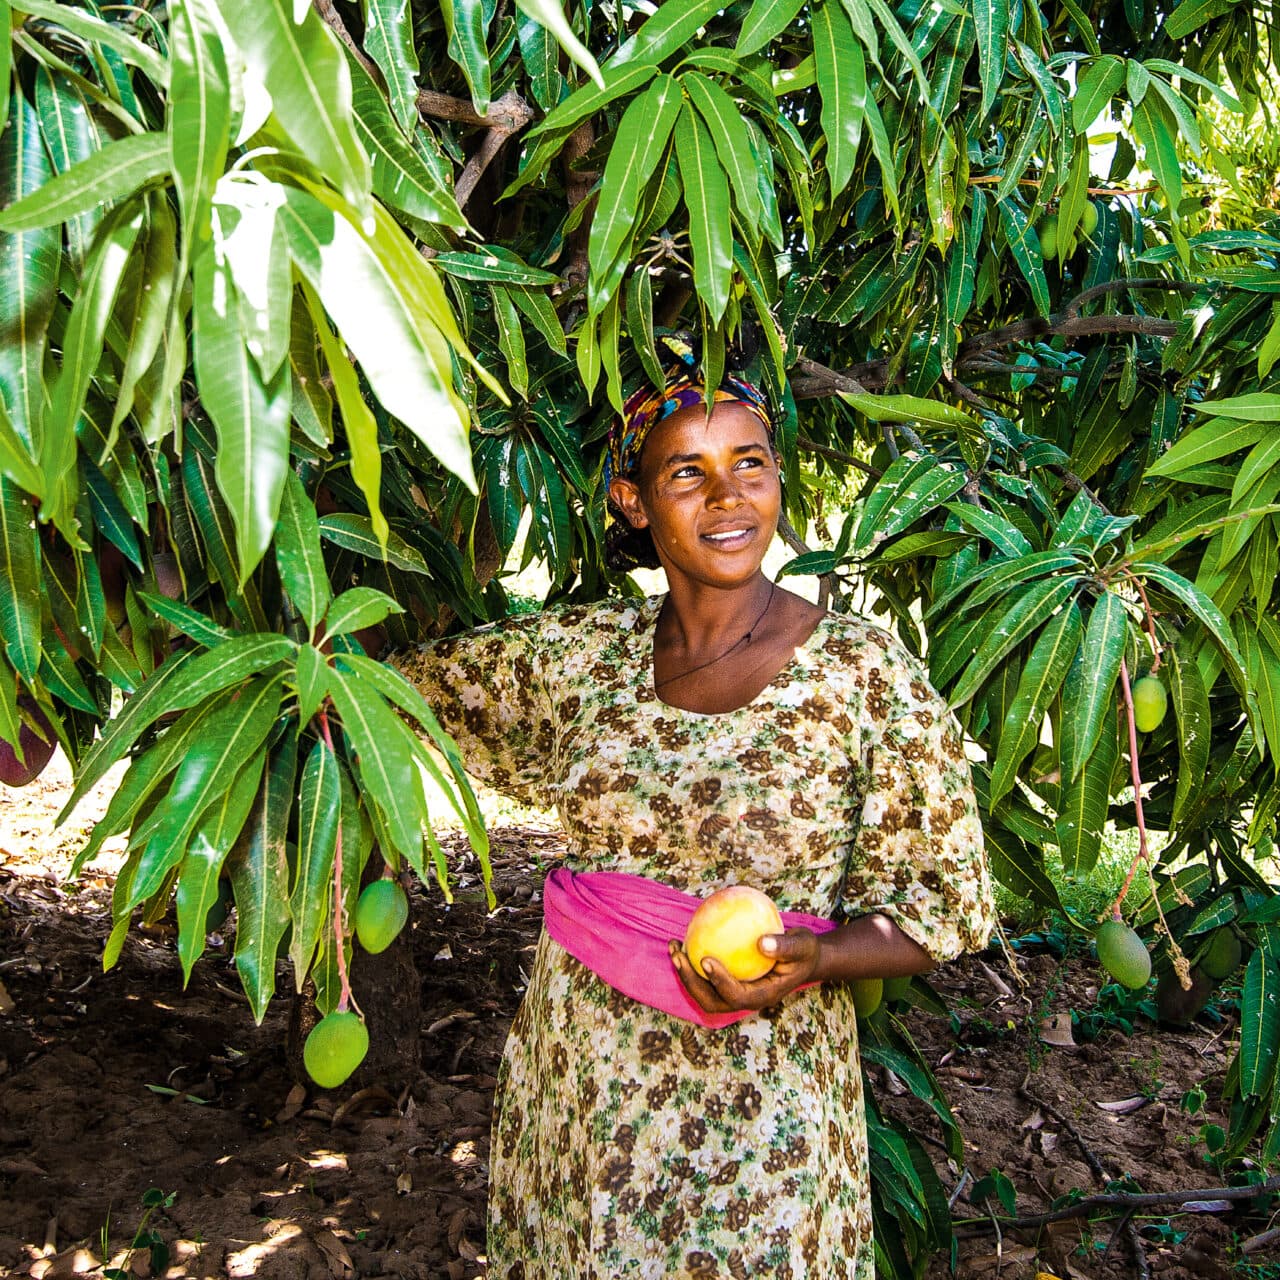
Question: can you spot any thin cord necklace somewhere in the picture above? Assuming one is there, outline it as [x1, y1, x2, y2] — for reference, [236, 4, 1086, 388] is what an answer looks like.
[654, 580, 777, 690]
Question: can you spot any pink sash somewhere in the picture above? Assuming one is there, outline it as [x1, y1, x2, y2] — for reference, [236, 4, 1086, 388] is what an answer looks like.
[542, 867, 837, 1029]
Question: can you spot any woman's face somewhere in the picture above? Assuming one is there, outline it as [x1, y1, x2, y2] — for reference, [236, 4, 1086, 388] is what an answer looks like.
[608, 401, 781, 591]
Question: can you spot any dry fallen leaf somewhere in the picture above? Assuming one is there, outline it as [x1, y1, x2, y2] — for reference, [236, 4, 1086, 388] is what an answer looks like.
[1038, 1013, 1076, 1047]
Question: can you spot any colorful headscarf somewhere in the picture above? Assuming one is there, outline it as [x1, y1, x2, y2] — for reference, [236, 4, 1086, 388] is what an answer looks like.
[605, 343, 772, 492]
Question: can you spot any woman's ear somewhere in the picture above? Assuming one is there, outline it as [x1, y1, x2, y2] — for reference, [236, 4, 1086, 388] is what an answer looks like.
[608, 476, 649, 529]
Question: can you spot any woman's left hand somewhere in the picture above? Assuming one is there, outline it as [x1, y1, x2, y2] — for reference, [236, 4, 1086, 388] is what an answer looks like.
[668, 928, 824, 1013]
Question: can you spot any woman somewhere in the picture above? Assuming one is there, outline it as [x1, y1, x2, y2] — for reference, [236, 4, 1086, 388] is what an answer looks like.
[393, 358, 994, 1278]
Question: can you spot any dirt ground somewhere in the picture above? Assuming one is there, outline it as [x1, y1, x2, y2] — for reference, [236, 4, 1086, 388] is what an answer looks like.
[1, 755, 1276, 1280]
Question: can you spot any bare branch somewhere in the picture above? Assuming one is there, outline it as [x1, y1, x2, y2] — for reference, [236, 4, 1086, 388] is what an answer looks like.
[796, 435, 878, 477]
[416, 88, 535, 131]
[1062, 277, 1199, 319]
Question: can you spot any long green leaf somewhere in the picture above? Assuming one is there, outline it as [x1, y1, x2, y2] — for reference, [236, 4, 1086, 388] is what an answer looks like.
[1135, 562, 1252, 697]
[327, 665, 426, 860]
[289, 737, 341, 987]
[674, 103, 732, 325]
[176, 748, 265, 982]
[33, 68, 103, 268]
[363, 0, 420, 131]
[839, 391, 981, 432]
[0, 478, 41, 681]
[989, 602, 1082, 805]
[192, 237, 291, 581]
[441, 0, 491, 113]
[948, 576, 1079, 707]
[0, 133, 169, 232]
[812, 1, 865, 199]
[1146, 418, 1267, 478]
[973, 0, 1009, 117]
[168, 0, 230, 251]
[997, 198, 1050, 319]
[1131, 93, 1181, 209]
[1056, 695, 1117, 876]
[1065, 591, 1128, 781]
[612, 0, 725, 68]
[348, 56, 466, 230]
[127, 674, 286, 908]
[275, 469, 331, 633]
[323, 586, 404, 639]
[735, 0, 807, 56]
[279, 185, 475, 488]
[318, 513, 430, 572]
[1240, 951, 1280, 1098]
[1239, 621, 1280, 765]
[1193, 393, 1280, 421]
[587, 74, 681, 313]
[0, 88, 58, 457]
[231, 737, 298, 1021]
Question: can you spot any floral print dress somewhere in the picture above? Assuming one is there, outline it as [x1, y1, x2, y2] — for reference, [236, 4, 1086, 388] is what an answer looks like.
[393, 597, 994, 1279]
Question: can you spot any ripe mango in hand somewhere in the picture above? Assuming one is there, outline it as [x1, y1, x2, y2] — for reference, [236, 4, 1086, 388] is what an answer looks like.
[684, 885, 783, 981]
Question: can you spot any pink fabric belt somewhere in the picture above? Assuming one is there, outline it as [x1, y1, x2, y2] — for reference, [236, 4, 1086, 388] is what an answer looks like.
[542, 867, 837, 1029]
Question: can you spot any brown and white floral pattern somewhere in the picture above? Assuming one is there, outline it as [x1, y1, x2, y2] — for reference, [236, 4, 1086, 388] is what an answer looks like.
[394, 597, 993, 1278]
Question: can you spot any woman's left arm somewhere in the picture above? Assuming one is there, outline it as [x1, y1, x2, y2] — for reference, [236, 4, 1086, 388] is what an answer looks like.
[670, 914, 933, 1015]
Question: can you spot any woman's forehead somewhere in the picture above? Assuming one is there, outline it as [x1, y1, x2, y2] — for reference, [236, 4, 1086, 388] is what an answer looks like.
[642, 401, 772, 459]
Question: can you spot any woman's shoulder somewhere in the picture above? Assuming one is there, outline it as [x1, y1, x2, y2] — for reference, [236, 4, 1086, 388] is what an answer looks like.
[427, 594, 654, 661]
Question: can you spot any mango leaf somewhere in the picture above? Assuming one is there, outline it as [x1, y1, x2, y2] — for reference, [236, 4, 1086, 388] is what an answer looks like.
[812, 1, 864, 199]
[192, 235, 291, 581]
[279, 186, 476, 488]
[1057, 694, 1118, 877]
[349, 57, 466, 230]
[855, 461, 966, 551]
[735, 0, 807, 56]
[220, 0, 370, 213]
[511, 0, 603, 89]
[1239, 621, 1280, 765]
[322, 586, 405, 639]
[231, 737, 298, 1021]
[491, 287, 528, 398]
[1073, 54, 1124, 130]
[363, 0, 420, 132]
[1240, 951, 1280, 1098]
[175, 748, 265, 982]
[0, 89, 59, 456]
[587, 74, 681, 313]
[327, 665, 426, 860]
[126, 673, 286, 909]
[289, 736, 341, 986]
[942, 503, 1032, 559]
[274, 470, 331, 633]
[839, 391, 981, 432]
[674, 104, 732, 325]
[33, 68, 104, 269]
[0, 133, 169, 232]
[997, 198, 1050, 319]
[168, 0, 230, 251]
[989, 602, 1082, 805]
[0, 479, 41, 682]
[136, 593, 230, 649]
[973, 0, 1009, 117]
[1166, 642, 1211, 824]
[14, 0, 168, 85]
[1135, 562, 1252, 699]
[612, 0, 726, 68]
[1131, 93, 1181, 210]
[1146, 419, 1267, 478]
[318, 513, 430, 573]
[441, 0, 491, 114]
[1064, 591, 1128, 781]
[1164, 0, 1238, 39]
[948, 576, 1080, 708]
[685, 72, 765, 242]
[984, 824, 1063, 911]
[1193, 393, 1280, 421]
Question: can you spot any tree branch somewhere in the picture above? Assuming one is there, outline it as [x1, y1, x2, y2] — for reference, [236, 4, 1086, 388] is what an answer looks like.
[1062, 277, 1199, 319]
[796, 435, 878, 476]
[416, 88, 534, 131]
[954, 1175, 1280, 1235]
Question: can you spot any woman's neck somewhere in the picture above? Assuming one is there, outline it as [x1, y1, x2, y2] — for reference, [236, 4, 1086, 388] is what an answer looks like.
[657, 575, 776, 652]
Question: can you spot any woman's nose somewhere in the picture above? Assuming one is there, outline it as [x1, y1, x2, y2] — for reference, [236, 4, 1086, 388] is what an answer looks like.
[706, 470, 744, 507]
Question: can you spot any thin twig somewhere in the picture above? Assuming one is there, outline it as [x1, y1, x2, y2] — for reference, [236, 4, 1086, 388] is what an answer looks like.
[796, 435, 878, 477]
[954, 1175, 1280, 1233]
[1062, 278, 1199, 319]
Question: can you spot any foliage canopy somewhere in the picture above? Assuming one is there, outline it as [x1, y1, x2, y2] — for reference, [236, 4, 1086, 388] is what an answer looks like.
[3, 0, 1280, 1260]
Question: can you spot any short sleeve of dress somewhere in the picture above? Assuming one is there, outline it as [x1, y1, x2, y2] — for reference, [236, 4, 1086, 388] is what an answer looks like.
[841, 662, 994, 964]
[389, 614, 555, 810]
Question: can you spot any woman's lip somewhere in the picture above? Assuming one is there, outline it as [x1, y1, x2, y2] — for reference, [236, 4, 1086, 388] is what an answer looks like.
[700, 527, 755, 547]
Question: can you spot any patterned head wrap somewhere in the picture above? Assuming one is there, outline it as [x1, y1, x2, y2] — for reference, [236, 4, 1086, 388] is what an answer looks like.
[604, 336, 774, 571]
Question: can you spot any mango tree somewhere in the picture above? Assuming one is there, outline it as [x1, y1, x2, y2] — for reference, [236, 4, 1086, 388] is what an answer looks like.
[2, 0, 1279, 1267]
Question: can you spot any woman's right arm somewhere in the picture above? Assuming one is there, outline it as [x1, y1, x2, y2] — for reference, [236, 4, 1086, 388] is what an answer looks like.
[388, 614, 555, 809]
